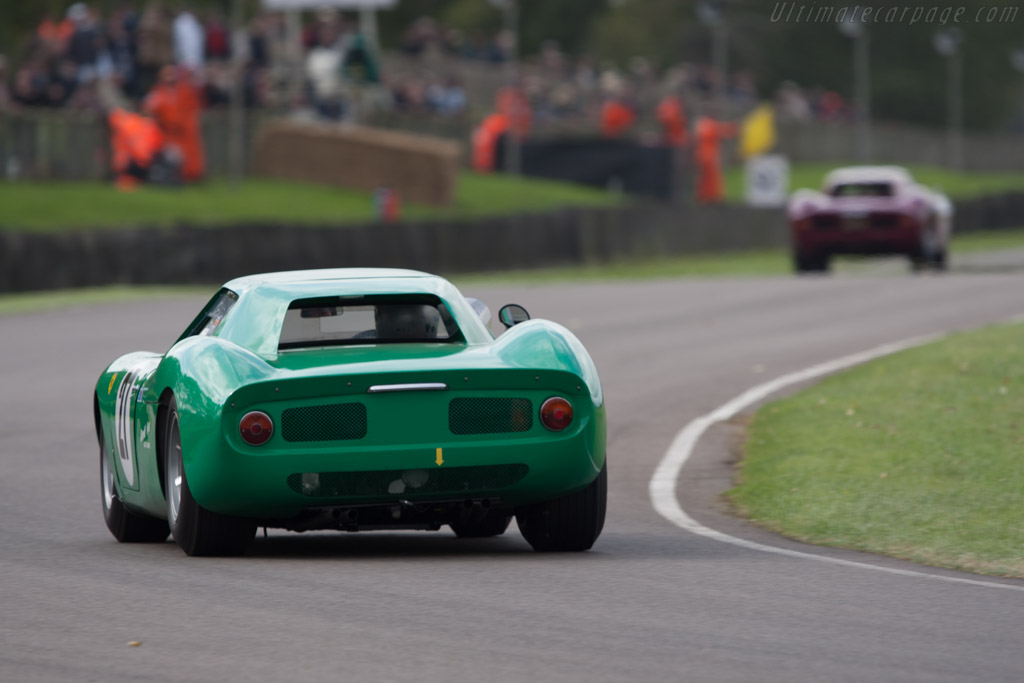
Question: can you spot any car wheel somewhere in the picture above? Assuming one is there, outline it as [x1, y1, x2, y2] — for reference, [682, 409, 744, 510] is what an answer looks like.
[516, 464, 607, 552]
[164, 398, 256, 557]
[793, 251, 829, 274]
[450, 514, 512, 538]
[792, 251, 813, 273]
[100, 430, 169, 543]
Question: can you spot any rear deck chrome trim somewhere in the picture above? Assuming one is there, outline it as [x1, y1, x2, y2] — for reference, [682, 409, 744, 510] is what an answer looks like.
[367, 382, 448, 393]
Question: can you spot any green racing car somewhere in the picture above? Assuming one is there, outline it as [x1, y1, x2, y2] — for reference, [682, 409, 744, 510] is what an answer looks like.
[94, 269, 607, 556]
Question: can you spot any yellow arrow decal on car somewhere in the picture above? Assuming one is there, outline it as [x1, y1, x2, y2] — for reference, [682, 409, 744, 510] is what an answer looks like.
[108, 373, 118, 395]
[435, 447, 444, 466]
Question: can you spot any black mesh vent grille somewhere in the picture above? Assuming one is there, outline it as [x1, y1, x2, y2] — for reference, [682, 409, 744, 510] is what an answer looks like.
[287, 464, 530, 498]
[449, 398, 533, 435]
[281, 403, 367, 442]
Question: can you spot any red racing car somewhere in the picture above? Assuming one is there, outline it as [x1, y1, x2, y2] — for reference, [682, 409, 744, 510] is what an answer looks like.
[787, 166, 953, 273]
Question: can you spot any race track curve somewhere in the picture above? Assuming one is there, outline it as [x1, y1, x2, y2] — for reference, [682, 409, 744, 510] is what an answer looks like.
[2, 273, 1022, 682]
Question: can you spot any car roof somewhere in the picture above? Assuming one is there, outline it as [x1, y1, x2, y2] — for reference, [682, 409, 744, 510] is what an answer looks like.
[214, 268, 493, 359]
[824, 165, 913, 189]
[224, 268, 436, 295]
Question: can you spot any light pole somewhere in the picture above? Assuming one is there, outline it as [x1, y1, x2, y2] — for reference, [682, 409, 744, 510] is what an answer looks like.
[1010, 49, 1024, 131]
[229, 0, 245, 187]
[697, 0, 728, 109]
[489, 0, 520, 175]
[934, 28, 964, 169]
[838, 17, 871, 161]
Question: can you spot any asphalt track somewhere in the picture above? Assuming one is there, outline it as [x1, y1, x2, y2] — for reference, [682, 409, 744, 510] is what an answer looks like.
[2, 273, 1024, 682]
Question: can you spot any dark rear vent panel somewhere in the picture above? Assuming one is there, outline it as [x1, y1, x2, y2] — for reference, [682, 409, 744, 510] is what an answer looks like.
[281, 403, 367, 442]
[449, 398, 533, 435]
[288, 464, 530, 498]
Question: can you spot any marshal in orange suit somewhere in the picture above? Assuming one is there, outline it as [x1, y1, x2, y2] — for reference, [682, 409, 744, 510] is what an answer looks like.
[144, 66, 205, 182]
[694, 115, 737, 204]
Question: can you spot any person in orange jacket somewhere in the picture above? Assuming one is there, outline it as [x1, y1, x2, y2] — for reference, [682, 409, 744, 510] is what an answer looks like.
[108, 108, 166, 190]
[144, 65, 205, 182]
[694, 115, 738, 203]
[472, 113, 509, 173]
[600, 97, 636, 138]
[656, 94, 688, 147]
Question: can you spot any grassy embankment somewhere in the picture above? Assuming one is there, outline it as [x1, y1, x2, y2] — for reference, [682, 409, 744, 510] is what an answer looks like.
[730, 322, 1024, 578]
[0, 173, 620, 232]
[3, 163, 1023, 232]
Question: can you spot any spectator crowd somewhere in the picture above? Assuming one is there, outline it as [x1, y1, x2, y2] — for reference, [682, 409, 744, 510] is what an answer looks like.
[0, 4, 849, 135]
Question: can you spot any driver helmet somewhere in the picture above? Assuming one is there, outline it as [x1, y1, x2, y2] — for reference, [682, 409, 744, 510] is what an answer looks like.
[375, 304, 440, 340]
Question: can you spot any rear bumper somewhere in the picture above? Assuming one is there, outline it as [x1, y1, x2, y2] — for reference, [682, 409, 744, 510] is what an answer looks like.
[792, 216, 924, 256]
[186, 421, 605, 518]
[794, 229, 922, 255]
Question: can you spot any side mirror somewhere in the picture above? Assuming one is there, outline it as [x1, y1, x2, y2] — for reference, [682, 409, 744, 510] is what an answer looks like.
[498, 304, 530, 329]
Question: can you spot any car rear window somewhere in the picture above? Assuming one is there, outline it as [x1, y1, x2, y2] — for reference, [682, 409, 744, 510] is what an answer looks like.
[279, 294, 462, 350]
[830, 182, 893, 197]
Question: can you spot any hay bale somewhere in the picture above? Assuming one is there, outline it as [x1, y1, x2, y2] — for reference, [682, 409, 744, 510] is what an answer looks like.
[253, 120, 461, 206]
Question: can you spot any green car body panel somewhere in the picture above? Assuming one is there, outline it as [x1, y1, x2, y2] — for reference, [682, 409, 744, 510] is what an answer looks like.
[94, 269, 606, 523]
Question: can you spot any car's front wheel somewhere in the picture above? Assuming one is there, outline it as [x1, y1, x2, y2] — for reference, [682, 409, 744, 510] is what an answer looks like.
[100, 431, 169, 543]
[516, 464, 607, 552]
[164, 399, 256, 556]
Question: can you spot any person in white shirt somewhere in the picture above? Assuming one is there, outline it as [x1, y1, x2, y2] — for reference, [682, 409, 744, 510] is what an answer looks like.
[173, 9, 204, 70]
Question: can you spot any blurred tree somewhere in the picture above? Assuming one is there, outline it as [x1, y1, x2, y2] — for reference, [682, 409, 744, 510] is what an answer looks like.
[747, 0, 1021, 130]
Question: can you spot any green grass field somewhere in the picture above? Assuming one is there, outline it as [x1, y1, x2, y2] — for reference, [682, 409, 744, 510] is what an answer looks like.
[730, 322, 1024, 578]
[0, 173, 620, 232]
[724, 163, 1024, 203]
[3, 163, 1023, 232]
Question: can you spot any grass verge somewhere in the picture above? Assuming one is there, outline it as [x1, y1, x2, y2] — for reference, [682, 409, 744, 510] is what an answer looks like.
[455, 249, 790, 283]
[0, 173, 620, 232]
[724, 163, 1024, 203]
[0, 286, 208, 316]
[730, 321, 1024, 578]
[952, 228, 1024, 253]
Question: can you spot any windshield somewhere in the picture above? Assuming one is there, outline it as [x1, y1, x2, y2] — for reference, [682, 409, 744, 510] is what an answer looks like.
[279, 294, 462, 350]
[830, 182, 894, 197]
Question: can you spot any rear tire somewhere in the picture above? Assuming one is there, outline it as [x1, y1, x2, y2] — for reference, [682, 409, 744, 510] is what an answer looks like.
[516, 464, 607, 552]
[793, 250, 830, 274]
[164, 398, 256, 557]
[100, 432, 169, 543]
[450, 514, 512, 538]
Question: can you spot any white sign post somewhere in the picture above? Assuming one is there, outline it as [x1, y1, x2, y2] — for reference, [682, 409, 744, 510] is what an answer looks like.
[744, 154, 789, 208]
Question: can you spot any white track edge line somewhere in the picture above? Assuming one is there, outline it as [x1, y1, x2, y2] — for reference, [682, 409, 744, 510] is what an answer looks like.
[650, 331, 1024, 593]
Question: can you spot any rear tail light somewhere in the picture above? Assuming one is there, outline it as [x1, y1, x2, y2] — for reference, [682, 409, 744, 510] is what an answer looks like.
[540, 397, 574, 432]
[240, 411, 273, 446]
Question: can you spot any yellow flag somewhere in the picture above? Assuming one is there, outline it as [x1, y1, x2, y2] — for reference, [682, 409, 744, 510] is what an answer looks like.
[740, 104, 777, 159]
